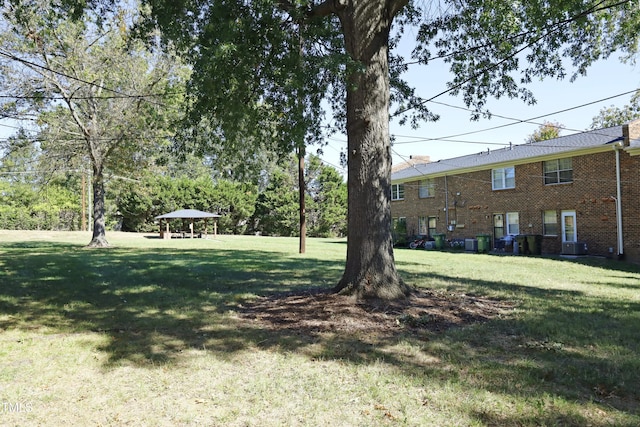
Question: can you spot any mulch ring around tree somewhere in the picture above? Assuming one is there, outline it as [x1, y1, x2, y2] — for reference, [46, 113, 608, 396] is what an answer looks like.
[238, 288, 516, 338]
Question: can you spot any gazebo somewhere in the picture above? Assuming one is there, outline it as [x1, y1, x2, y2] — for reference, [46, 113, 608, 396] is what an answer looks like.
[155, 209, 221, 239]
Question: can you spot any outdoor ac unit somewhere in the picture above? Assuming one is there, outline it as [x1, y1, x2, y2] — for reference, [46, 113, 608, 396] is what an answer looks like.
[465, 238, 478, 252]
[562, 241, 588, 255]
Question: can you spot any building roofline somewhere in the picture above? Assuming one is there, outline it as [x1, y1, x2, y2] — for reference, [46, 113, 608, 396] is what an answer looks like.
[392, 123, 629, 183]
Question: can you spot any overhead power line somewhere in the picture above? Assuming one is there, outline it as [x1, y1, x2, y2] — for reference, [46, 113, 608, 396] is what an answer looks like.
[0, 49, 180, 107]
[0, 49, 132, 99]
[391, 87, 640, 146]
[0, 92, 184, 101]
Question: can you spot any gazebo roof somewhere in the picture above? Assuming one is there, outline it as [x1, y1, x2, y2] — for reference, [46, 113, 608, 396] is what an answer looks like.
[155, 209, 221, 219]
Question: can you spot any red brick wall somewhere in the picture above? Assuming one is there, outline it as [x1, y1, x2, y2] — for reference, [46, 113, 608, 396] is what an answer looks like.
[621, 151, 640, 263]
[392, 149, 639, 262]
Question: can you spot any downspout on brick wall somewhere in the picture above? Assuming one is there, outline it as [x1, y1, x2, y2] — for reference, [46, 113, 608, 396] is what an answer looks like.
[444, 175, 449, 227]
[614, 141, 624, 258]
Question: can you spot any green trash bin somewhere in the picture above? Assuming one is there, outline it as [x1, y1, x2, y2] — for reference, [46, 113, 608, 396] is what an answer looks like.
[526, 234, 542, 255]
[514, 235, 527, 255]
[433, 233, 446, 250]
[476, 234, 491, 253]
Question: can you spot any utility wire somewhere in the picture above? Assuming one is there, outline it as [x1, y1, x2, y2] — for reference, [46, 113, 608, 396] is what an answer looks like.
[0, 1, 630, 107]
[0, 49, 178, 110]
[0, 49, 132, 99]
[8, 80, 626, 148]
[391, 87, 640, 146]
[0, 92, 184, 101]
[0, 0, 635, 159]
[323, 86, 639, 149]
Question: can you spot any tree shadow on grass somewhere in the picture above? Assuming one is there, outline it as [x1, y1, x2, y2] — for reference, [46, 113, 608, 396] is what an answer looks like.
[0, 242, 341, 366]
[1, 241, 639, 425]
[407, 272, 640, 415]
[233, 267, 640, 421]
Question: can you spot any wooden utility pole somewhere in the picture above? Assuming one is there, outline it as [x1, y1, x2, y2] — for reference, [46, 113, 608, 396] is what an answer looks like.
[81, 172, 87, 231]
[298, 145, 306, 254]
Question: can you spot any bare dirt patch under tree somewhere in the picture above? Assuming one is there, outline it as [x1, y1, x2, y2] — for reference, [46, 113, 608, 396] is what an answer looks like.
[239, 288, 516, 339]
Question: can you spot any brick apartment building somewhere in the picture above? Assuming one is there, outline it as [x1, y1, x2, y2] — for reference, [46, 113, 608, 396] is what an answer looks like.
[391, 119, 640, 263]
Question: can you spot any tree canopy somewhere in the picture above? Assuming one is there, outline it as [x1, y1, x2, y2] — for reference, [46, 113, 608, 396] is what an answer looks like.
[525, 121, 563, 143]
[590, 90, 640, 129]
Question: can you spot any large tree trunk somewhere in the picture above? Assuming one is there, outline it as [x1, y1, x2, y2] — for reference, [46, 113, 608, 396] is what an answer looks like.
[87, 163, 109, 248]
[333, 0, 412, 300]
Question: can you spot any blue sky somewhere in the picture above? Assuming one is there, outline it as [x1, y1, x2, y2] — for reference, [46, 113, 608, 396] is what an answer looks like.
[319, 54, 640, 174]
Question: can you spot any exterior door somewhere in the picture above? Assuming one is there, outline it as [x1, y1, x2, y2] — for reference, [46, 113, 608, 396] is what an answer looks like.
[561, 210, 577, 242]
[493, 214, 504, 239]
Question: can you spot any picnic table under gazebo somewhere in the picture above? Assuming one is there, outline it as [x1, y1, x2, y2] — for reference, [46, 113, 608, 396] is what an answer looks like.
[155, 209, 221, 239]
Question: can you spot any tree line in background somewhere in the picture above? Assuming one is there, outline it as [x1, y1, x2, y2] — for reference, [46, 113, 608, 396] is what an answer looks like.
[0, 147, 347, 238]
[0, 142, 79, 230]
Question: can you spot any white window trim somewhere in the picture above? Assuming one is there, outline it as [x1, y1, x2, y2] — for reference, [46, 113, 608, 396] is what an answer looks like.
[492, 166, 516, 190]
[391, 184, 404, 201]
[506, 211, 520, 235]
[544, 158, 573, 185]
[419, 179, 435, 198]
[543, 210, 558, 236]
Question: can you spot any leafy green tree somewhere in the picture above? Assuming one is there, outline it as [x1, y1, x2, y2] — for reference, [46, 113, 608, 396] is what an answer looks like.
[69, 0, 639, 298]
[210, 179, 258, 235]
[590, 90, 640, 129]
[116, 176, 157, 232]
[31, 177, 81, 229]
[253, 161, 300, 237]
[525, 121, 563, 143]
[115, 168, 258, 234]
[250, 154, 346, 237]
[0, 1, 186, 246]
[306, 155, 347, 238]
[0, 131, 82, 230]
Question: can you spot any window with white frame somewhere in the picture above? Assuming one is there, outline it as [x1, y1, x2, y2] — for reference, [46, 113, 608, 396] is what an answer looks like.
[492, 166, 515, 190]
[391, 184, 404, 200]
[418, 179, 435, 198]
[544, 158, 573, 185]
[543, 210, 558, 235]
[506, 212, 520, 235]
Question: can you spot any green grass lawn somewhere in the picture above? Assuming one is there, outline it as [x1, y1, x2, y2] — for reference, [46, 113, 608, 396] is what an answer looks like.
[1, 230, 639, 426]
